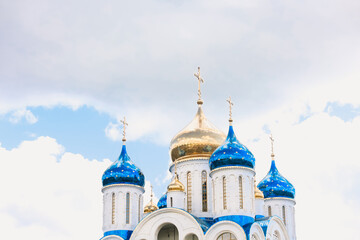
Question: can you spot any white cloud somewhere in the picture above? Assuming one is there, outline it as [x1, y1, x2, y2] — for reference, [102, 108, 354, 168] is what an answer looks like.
[244, 109, 360, 239]
[0, 137, 110, 240]
[9, 109, 38, 124]
[104, 122, 123, 141]
[0, 0, 359, 143]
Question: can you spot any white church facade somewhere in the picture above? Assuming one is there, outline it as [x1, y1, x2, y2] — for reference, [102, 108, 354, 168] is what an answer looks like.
[100, 69, 296, 240]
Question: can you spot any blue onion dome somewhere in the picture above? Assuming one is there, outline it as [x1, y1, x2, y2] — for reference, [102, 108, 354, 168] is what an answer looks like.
[170, 105, 226, 162]
[102, 144, 145, 187]
[209, 124, 255, 171]
[257, 160, 295, 199]
[157, 193, 167, 209]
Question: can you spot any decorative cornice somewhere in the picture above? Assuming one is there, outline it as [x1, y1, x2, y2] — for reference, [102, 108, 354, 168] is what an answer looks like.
[264, 197, 296, 203]
[169, 157, 210, 171]
[210, 166, 255, 176]
[102, 184, 145, 192]
[175, 153, 211, 162]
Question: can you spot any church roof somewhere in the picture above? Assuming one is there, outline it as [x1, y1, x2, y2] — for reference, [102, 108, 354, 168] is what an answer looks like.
[257, 160, 295, 199]
[209, 125, 255, 171]
[170, 105, 225, 162]
[102, 144, 145, 187]
[157, 193, 167, 209]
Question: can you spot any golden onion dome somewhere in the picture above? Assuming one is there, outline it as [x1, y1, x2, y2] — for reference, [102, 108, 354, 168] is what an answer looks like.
[170, 105, 226, 162]
[254, 179, 264, 199]
[167, 174, 185, 192]
[144, 186, 158, 213]
[143, 199, 158, 213]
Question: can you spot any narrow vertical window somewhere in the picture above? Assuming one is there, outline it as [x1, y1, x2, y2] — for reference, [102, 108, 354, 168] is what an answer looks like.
[282, 206, 286, 225]
[138, 195, 141, 222]
[239, 176, 243, 209]
[223, 176, 227, 210]
[111, 193, 115, 224]
[170, 197, 173, 207]
[212, 179, 215, 211]
[268, 206, 272, 216]
[201, 170, 208, 212]
[187, 172, 192, 212]
[126, 193, 130, 224]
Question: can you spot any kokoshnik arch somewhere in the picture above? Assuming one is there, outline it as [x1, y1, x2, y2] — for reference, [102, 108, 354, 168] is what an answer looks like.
[100, 68, 296, 240]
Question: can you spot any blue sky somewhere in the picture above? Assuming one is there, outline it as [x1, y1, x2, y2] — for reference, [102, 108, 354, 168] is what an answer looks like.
[0, 106, 171, 193]
[1, 0, 360, 239]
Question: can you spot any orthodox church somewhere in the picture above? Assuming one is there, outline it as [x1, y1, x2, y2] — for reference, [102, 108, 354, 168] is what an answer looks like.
[100, 68, 296, 240]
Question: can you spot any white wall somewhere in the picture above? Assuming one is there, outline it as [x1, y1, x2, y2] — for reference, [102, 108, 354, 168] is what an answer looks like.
[170, 158, 213, 218]
[102, 184, 145, 232]
[210, 167, 255, 219]
[167, 190, 186, 209]
[264, 198, 296, 240]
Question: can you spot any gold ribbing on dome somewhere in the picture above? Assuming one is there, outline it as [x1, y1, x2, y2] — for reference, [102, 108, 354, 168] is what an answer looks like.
[254, 179, 264, 199]
[270, 133, 275, 160]
[194, 66, 204, 105]
[167, 160, 185, 192]
[120, 117, 128, 143]
[227, 96, 234, 124]
[144, 185, 158, 213]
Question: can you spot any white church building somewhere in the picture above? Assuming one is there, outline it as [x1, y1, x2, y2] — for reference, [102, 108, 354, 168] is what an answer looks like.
[100, 69, 296, 240]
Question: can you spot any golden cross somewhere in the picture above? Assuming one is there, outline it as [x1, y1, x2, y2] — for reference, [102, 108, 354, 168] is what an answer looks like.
[194, 67, 204, 104]
[227, 96, 234, 122]
[120, 117, 128, 142]
[174, 160, 178, 179]
[150, 185, 153, 203]
[269, 134, 275, 159]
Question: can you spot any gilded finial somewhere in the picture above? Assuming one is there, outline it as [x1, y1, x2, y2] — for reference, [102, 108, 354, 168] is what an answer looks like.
[174, 158, 178, 175]
[120, 117, 128, 142]
[150, 185, 154, 203]
[270, 134, 275, 159]
[167, 161, 185, 192]
[194, 67, 204, 105]
[226, 96, 234, 124]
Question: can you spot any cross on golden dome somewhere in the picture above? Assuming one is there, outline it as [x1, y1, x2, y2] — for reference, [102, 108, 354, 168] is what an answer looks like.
[120, 117, 128, 142]
[194, 67, 204, 105]
[150, 185, 154, 201]
[227, 96, 234, 124]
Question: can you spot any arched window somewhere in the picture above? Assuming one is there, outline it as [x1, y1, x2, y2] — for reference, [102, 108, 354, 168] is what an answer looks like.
[187, 172, 192, 212]
[282, 205, 286, 225]
[239, 176, 243, 209]
[138, 195, 141, 222]
[170, 197, 173, 207]
[201, 170, 207, 212]
[111, 193, 115, 224]
[126, 193, 130, 224]
[223, 176, 227, 210]
[268, 206, 272, 216]
[273, 231, 280, 240]
[251, 235, 258, 240]
[217, 232, 236, 240]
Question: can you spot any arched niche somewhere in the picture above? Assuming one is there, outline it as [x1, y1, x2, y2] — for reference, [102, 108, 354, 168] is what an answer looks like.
[157, 223, 179, 240]
[185, 234, 199, 240]
[216, 233, 237, 240]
